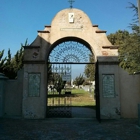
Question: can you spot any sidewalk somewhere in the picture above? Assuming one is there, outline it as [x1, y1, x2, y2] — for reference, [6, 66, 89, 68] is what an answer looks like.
[0, 117, 140, 140]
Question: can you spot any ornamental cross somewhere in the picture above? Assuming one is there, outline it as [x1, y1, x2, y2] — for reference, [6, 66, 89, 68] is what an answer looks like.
[68, 0, 75, 8]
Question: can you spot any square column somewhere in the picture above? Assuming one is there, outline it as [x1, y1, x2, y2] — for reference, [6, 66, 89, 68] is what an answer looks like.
[97, 56, 120, 119]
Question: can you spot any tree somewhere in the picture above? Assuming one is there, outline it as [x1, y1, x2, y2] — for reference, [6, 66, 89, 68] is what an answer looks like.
[0, 50, 5, 61]
[119, 33, 140, 74]
[0, 50, 6, 73]
[128, 2, 139, 33]
[12, 39, 28, 74]
[53, 74, 66, 94]
[107, 3, 140, 74]
[73, 74, 85, 88]
[119, 3, 140, 74]
[84, 54, 95, 81]
[108, 30, 140, 74]
[108, 30, 130, 45]
[2, 49, 16, 79]
[0, 39, 28, 79]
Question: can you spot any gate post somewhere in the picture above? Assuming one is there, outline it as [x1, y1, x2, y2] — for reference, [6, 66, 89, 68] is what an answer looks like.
[0, 73, 8, 117]
[97, 56, 120, 119]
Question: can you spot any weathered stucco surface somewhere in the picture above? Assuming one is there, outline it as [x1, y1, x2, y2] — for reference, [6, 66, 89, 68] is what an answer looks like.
[22, 64, 47, 119]
[98, 56, 121, 119]
[30, 8, 118, 59]
[1, 70, 23, 117]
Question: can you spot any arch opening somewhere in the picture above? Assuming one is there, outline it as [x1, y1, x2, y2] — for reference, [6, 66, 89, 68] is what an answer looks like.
[46, 38, 96, 118]
[48, 37, 95, 64]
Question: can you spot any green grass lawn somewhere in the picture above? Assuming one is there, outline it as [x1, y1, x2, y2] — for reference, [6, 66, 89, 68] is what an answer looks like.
[71, 88, 95, 106]
[47, 88, 96, 107]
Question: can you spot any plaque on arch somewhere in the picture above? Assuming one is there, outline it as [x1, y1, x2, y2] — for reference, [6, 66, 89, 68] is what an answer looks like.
[68, 13, 74, 23]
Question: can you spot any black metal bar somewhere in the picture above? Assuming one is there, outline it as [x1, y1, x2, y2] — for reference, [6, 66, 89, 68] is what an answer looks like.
[47, 62, 95, 64]
[95, 60, 101, 122]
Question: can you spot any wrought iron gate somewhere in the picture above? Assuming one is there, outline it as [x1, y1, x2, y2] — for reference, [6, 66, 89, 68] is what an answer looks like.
[47, 64, 72, 117]
[46, 40, 95, 118]
[95, 60, 101, 122]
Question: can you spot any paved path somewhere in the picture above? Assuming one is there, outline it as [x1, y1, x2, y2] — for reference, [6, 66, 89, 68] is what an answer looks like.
[71, 107, 95, 118]
[0, 117, 140, 140]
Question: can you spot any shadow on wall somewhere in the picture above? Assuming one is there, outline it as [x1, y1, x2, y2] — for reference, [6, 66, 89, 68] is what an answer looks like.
[119, 67, 140, 118]
[1, 69, 24, 117]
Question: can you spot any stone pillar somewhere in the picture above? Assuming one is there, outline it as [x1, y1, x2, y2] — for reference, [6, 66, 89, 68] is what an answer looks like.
[0, 73, 8, 117]
[97, 56, 120, 119]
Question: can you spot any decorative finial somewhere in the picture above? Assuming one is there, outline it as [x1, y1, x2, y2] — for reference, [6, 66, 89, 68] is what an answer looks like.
[68, 0, 75, 8]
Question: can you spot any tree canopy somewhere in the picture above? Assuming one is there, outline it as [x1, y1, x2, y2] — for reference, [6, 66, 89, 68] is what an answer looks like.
[128, 2, 139, 32]
[0, 39, 28, 79]
[73, 74, 85, 88]
[108, 30, 140, 74]
[84, 54, 95, 81]
[107, 3, 140, 74]
[53, 74, 66, 95]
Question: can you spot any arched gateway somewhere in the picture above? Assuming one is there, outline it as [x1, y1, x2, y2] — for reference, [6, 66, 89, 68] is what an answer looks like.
[23, 8, 120, 119]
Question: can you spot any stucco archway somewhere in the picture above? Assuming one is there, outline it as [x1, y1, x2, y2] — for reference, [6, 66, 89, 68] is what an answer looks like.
[23, 8, 120, 119]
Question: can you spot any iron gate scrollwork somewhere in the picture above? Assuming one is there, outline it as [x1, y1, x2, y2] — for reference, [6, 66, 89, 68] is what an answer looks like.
[49, 41, 92, 63]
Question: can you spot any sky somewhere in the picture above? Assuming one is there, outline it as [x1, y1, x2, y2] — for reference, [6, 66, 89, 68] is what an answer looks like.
[0, 0, 137, 78]
[0, 0, 137, 56]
